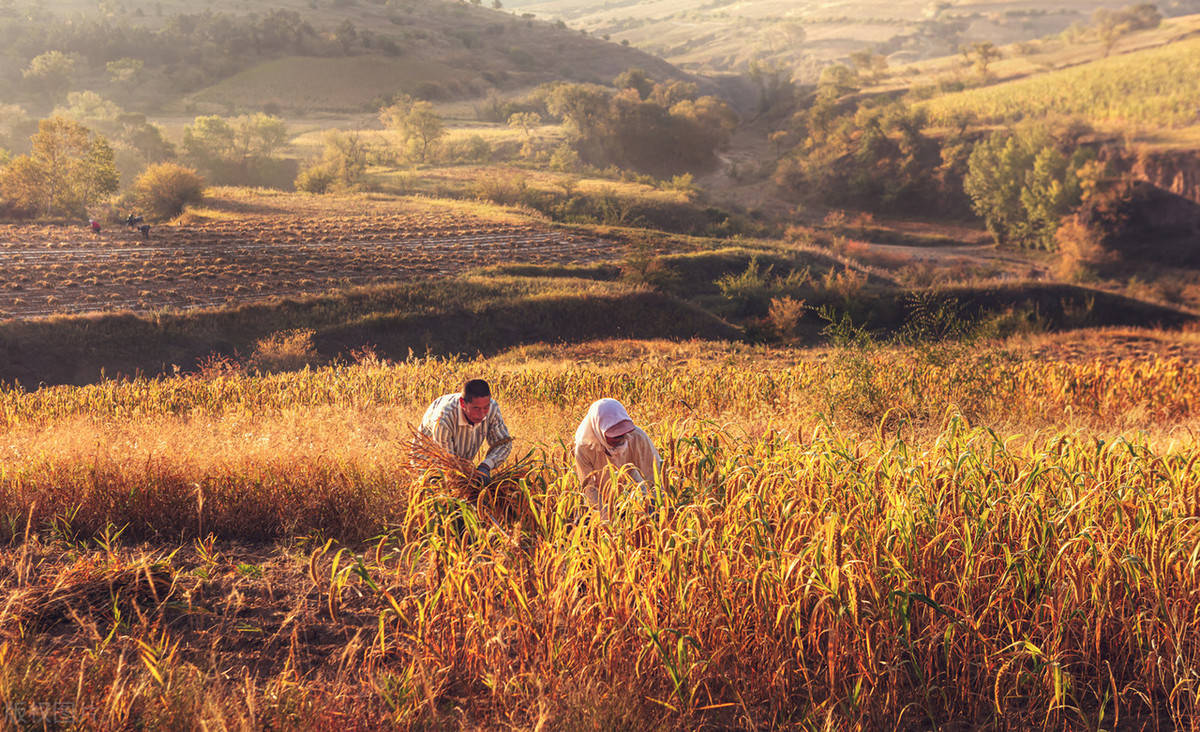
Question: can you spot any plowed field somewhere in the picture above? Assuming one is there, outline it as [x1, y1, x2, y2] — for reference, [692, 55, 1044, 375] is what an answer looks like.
[0, 193, 614, 319]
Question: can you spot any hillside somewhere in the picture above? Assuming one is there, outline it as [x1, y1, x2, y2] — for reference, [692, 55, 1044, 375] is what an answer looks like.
[916, 34, 1200, 130]
[0, 0, 696, 116]
[506, 0, 1200, 79]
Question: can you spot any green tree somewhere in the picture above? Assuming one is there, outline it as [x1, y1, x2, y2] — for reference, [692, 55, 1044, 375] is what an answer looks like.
[669, 96, 738, 149]
[121, 117, 176, 164]
[106, 57, 144, 84]
[748, 58, 795, 114]
[296, 130, 368, 193]
[1091, 3, 1161, 57]
[0, 116, 118, 217]
[964, 127, 1086, 249]
[379, 96, 445, 162]
[56, 91, 122, 136]
[648, 79, 699, 108]
[1093, 9, 1131, 57]
[334, 20, 358, 53]
[182, 115, 235, 167]
[542, 83, 610, 138]
[0, 155, 47, 216]
[35, 117, 119, 215]
[963, 133, 1035, 246]
[614, 68, 654, 100]
[232, 114, 289, 163]
[182, 114, 288, 181]
[507, 111, 542, 140]
[23, 51, 75, 104]
[1020, 147, 1082, 248]
[816, 64, 859, 102]
[775, 101, 942, 213]
[849, 50, 888, 84]
[0, 104, 33, 154]
[78, 136, 120, 210]
[964, 41, 1002, 75]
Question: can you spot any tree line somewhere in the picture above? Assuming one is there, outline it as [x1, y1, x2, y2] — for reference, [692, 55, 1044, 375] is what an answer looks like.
[0, 106, 301, 220]
[0, 115, 202, 221]
[296, 69, 738, 194]
[769, 23, 1168, 259]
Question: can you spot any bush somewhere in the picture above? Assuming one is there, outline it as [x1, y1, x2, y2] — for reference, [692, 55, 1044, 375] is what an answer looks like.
[549, 144, 580, 172]
[439, 135, 492, 163]
[246, 329, 320, 374]
[295, 164, 337, 194]
[716, 257, 810, 317]
[132, 162, 205, 220]
[1054, 216, 1116, 280]
[819, 266, 868, 303]
[473, 172, 528, 206]
[768, 295, 808, 339]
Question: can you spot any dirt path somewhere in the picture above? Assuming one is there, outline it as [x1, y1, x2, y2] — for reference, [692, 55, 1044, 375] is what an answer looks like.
[860, 240, 1054, 280]
[697, 116, 794, 219]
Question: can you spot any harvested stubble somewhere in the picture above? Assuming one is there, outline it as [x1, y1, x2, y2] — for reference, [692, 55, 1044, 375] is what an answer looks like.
[1, 555, 175, 634]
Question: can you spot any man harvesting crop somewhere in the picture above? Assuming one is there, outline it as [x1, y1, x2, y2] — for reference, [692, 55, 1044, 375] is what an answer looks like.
[416, 378, 512, 482]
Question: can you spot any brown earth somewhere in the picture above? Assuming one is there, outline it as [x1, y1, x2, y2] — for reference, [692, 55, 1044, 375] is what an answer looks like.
[0, 192, 616, 320]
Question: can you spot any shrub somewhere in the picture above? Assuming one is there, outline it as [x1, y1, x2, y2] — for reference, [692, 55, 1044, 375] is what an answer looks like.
[440, 134, 492, 163]
[1054, 215, 1116, 280]
[768, 295, 808, 339]
[666, 173, 697, 195]
[133, 162, 204, 220]
[716, 257, 810, 317]
[295, 164, 337, 194]
[474, 172, 528, 206]
[246, 329, 320, 374]
[549, 144, 580, 172]
[819, 266, 868, 302]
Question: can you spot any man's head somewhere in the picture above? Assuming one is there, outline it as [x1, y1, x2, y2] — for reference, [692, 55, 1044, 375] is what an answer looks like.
[459, 378, 492, 425]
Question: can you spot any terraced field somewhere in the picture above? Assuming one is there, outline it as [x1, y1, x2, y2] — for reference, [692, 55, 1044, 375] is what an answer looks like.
[0, 193, 614, 319]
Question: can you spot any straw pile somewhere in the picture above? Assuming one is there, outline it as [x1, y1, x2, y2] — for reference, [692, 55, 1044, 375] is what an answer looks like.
[1, 559, 175, 633]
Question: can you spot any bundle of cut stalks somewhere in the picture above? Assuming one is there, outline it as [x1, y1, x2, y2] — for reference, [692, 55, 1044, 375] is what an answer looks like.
[408, 428, 538, 525]
[0, 559, 174, 634]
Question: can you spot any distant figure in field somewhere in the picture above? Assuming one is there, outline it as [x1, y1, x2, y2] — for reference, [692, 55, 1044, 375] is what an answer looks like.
[125, 213, 144, 228]
[417, 378, 513, 482]
[573, 398, 660, 519]
[138, 224, 151, 239]
[88, 219, 101, 235]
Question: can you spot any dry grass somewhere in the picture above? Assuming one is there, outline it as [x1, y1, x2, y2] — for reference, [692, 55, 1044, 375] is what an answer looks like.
[2, 341, 1200, 727]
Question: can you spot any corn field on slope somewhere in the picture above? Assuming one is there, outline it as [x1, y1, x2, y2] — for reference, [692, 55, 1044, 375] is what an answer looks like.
[1, 350, 1199, 728]
[918, 36, 1200, 129]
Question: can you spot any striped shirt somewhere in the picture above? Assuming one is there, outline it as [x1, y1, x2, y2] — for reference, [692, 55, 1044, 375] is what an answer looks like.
[417, 393, 513, 470]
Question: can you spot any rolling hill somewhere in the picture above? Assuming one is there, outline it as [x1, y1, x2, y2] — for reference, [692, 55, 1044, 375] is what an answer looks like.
[505, 0, 1200, 80]
[0, 0, 699, 116]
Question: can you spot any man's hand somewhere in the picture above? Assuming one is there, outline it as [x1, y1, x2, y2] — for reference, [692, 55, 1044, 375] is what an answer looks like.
[474, 463, 492, 482]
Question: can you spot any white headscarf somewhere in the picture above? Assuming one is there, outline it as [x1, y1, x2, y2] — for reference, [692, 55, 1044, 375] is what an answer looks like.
[575, 398, 636, 455]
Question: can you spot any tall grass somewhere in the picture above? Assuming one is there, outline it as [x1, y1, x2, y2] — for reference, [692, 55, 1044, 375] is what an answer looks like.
[1, 350, 1198, 727]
